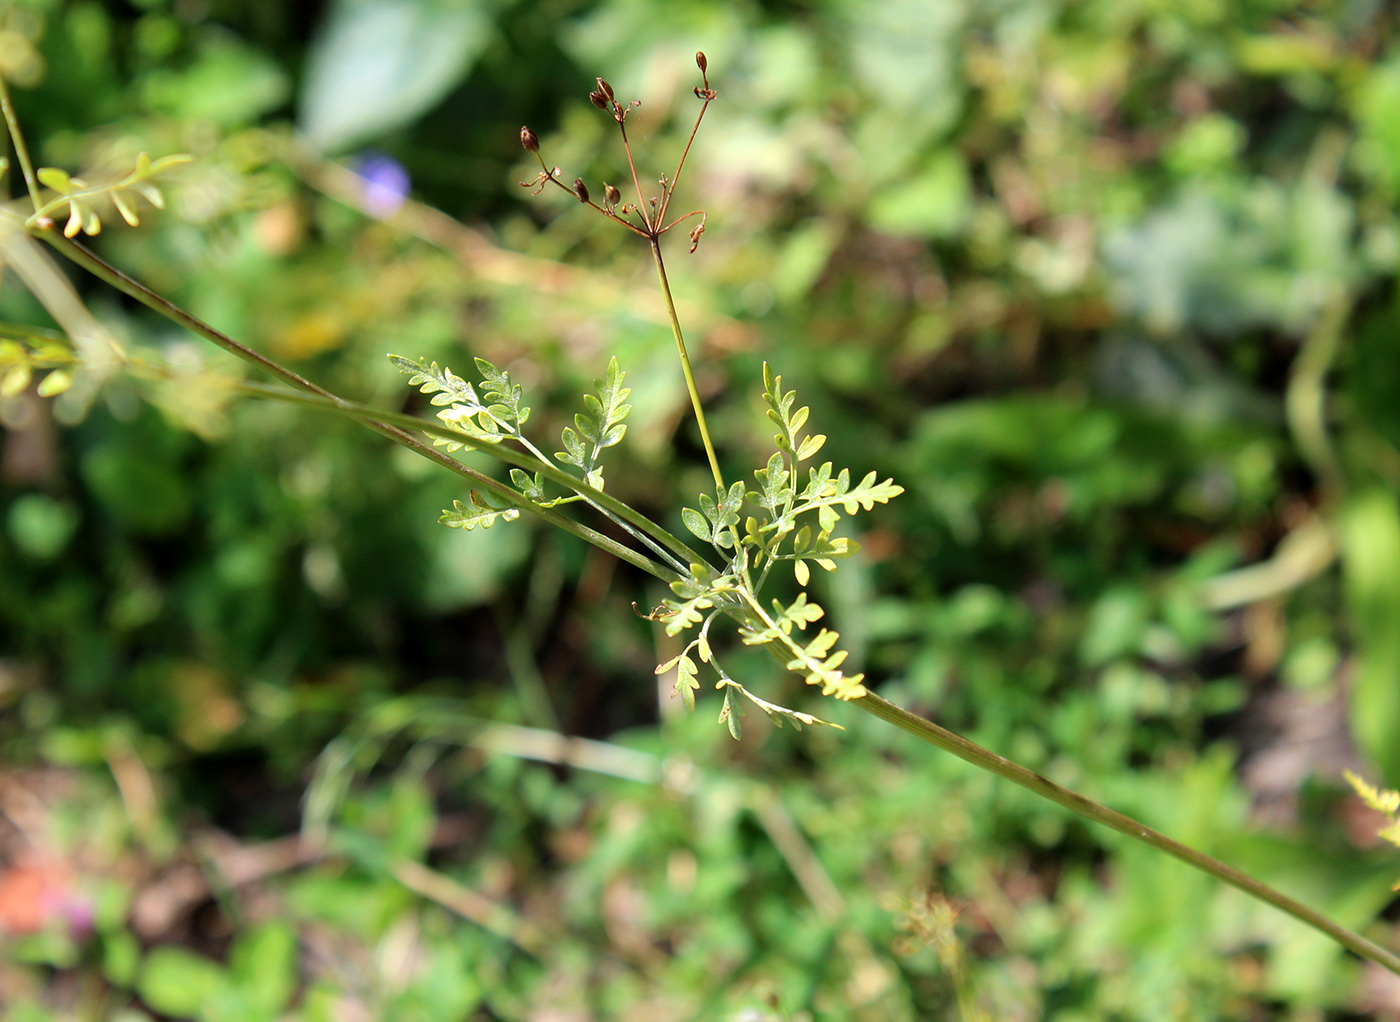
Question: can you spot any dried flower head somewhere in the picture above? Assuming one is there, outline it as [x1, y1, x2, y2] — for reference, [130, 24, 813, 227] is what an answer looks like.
[519, 54, 714, 249]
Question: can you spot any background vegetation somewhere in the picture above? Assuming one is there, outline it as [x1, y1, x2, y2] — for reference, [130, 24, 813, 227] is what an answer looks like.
[3, 0, 1400, 1018]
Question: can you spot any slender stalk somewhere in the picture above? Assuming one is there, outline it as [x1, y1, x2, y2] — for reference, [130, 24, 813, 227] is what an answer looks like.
[617, 119, 653, 233]
[650, 236, 724, 491]
[1286, 291, 1349, 495]
[854, 691, 1400, 976]
[0, 73, 42, 211]
[39, 233, 681, 584]
[657, 95, 711, 226]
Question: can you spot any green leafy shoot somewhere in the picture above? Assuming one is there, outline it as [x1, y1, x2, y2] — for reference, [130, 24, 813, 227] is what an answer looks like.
[555, 356, 631, 489]
[440, 491, 520, 531]
[391, 353, 695, 574]
[29, 151, 193, 239]
[653, 365, 897, 731]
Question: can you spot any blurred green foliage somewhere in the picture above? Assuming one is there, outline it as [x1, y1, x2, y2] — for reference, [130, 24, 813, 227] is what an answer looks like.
[4, 0, 1400, 1018]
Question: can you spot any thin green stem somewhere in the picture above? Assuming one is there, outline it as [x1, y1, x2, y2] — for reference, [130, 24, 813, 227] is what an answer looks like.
[854, 691, 1400, 976]
[0, 74, 42, 211]
[650, 236, 723, 491]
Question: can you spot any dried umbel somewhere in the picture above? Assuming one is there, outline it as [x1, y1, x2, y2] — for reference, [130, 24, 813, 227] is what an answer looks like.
[516, 56, 715, 252]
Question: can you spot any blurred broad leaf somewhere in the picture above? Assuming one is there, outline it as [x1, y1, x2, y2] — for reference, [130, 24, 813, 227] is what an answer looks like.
[1353, 53, 1400, 198]
[865, 149, 970, 239]
[300, 0, 492, 152]
[228, 922, 298, 1015]
[141, 33, 289, 127]
[138, 946, 227, 1018]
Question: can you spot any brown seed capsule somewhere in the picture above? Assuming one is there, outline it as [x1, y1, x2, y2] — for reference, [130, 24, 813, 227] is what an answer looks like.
[596, 78, 614, 101]
[604, 183, 621, 206]
[520, 126, 539, 153]
[589, 90, 608, 110]
[696, 51, 707, 73]
[572, 178, 590, 203]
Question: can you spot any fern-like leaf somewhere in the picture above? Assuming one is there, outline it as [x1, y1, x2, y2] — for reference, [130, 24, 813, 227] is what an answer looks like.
[440, 491, 520, 530]
[389, 354, 483, 408]
[32, 152, 191, 238]
[784, 627, 867, 700]
[793, 464, 904, 530]
[555, 357, 631, 489]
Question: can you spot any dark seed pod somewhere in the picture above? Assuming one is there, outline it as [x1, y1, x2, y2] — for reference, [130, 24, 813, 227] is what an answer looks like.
[589, 90, 608, 110]
[572, 178, 590, 203]
[605, 183, 621, 206]
[596, 78, 615, 101]
[696, 51, 707, 73]
[519, 126, 539, 153]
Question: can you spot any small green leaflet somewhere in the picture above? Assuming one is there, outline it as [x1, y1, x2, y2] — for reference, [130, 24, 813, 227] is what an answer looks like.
[655, 651, 701, 712]
[439, 491, 519, 530]
[719, 683, 743, 739]
[681, 480, 745, 548]
[473, 357, 530, 432]
[761, 361, 826, 462]
[555, 357, 631, 490]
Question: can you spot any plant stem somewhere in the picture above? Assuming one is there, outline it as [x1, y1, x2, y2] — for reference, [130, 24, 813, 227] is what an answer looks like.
[854, 691, 1400, 976]
[41, 233, 680, 584]
[649, 236, 724, 491]
[0, 73, 42, 211]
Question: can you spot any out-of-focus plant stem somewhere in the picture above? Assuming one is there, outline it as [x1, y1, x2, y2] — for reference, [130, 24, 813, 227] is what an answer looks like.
[855, 690, 1400, 976]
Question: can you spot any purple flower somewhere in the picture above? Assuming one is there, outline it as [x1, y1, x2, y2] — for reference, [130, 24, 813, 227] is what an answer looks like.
[353, 153, 410, 219]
